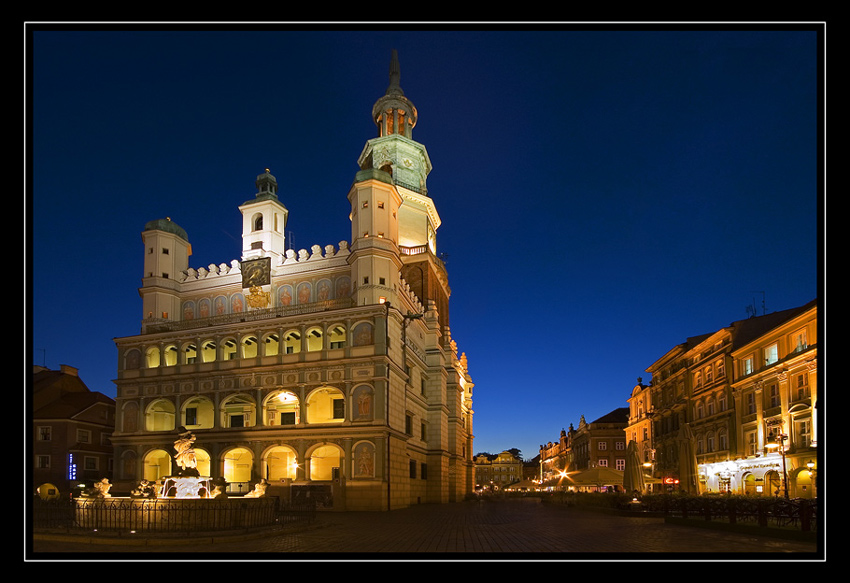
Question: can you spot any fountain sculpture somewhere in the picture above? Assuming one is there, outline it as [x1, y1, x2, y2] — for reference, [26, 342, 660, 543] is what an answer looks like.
[72, 429, 276, 533]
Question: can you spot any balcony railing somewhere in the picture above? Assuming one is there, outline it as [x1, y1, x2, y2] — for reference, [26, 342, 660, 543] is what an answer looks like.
[143, 298, 355, 334]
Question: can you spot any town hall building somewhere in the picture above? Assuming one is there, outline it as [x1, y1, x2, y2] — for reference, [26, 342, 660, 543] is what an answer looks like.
[109, 51, 475, 510]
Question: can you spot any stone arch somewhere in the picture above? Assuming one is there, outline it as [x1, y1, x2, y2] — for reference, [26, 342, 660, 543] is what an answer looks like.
[307, 443, 343, 481]
[328, 323, 346, 349]
[181, 395, 215, 429]
[305, 386, 346, 424]
[222, 446, 254, 485]
[221, 337, 238, 361]
[220, 393, 256, 428]
[145, 398, 176, 432]
[241, 335, 259, 359]
[283, 329, 301, 354]
[124, 348, 142, 370]
[306, 326, 324, 352]
[262, 332, 280, 356]
[200, 339, 217, 362]
[143, 448, 172, 481]
[263, 445, 299, 481]
[263, 389, 301, 426]
[145, 346, 161, 368]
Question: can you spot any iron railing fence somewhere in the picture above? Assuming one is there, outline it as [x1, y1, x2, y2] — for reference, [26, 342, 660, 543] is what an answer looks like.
[544, 492, 817, 532]
[32, 496, 316, 534]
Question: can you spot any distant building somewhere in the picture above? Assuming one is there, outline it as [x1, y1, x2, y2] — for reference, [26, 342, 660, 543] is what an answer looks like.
[32, 365, 115, 495]
[571, 409, 629, 471]
[108, 51, 475, 510]
[474, 451, 523, 490]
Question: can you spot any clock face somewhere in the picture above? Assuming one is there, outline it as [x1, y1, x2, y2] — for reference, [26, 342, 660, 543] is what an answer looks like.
[242, 257, 271, 288]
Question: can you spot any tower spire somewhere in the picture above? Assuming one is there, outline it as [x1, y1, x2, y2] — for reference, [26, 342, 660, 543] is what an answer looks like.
[386, 48, 403, 96]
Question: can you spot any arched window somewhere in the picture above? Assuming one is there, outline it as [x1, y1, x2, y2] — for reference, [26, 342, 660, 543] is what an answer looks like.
[253, 213, 263, 231]
[163, 344, 178, 366]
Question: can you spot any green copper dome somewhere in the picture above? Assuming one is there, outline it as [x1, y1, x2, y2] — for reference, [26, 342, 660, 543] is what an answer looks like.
[143, 217, 188, 241]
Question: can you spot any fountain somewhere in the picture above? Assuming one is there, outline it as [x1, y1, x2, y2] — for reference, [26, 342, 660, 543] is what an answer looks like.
[73, 429, 277, 533]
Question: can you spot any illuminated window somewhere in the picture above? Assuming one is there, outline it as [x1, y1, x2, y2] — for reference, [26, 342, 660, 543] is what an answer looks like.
[765, 343, 779, 365]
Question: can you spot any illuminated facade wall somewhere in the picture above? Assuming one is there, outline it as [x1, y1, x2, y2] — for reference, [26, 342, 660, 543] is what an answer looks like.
[633, 299, 818, 497]
[474, 451, 523, 490]
[110, 52, 475, 510]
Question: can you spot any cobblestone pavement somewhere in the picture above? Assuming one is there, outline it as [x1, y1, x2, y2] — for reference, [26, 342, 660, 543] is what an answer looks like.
[29, 499, 822, 561]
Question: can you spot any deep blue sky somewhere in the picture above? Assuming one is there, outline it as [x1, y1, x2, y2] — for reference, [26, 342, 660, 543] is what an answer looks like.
[29, 25, 822, 461]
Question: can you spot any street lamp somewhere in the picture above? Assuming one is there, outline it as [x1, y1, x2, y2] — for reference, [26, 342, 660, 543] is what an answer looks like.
[765, 431, 789, 499]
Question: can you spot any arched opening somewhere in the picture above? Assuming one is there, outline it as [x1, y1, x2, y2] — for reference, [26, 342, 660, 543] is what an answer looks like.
[241, 335, 259, 359]
[252, 212, 263, 231]
[283, 330, 301, 354]
[765, 470, 782, 497]
[145, 346, 161, 368]
[223, 447, 253, 485]
[143, 449, 172, 481]
[264, 446, 298, 481]
[163, 344, 178, 366]
[222, 338, 238, 361]
[306, 327, 324, 352]
[264, 390, 300, 426]
[201, 340, 217, 362]
[310, 444, 342, 481]
[183, 342, 197, 364]
[221, 394, 255, 428]
[328, 324, 346, 349]
[145, 399, 175, 432]
[306, 387, 345, 424]
[182, 396, 215, 429]
[264, 333, 280, 356]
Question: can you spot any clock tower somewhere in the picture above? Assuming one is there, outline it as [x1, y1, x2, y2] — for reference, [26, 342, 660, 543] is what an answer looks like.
[350, 50, 450, 328]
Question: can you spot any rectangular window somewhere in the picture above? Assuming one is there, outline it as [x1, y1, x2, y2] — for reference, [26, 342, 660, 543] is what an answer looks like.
[765, 343, 779, 366]
[615, 458, 625, 471]
[185, 407, 198, 426]
[768, 384, 780, 408]
[332, 399, 345, 419]
[597, 441, 607, 450]
[405, 413, 412, 435]
[280, 411, 296, 425]
[84, 456, 98, 471]
[77, 429, 90, 443]
[230, 414, 245, 428]
[743, 356, 754, 376]
[37, 455, 50, 469]
[38, 426, 51, 441]
[409, 460, 417, 479]
[421, 463, 427, 479]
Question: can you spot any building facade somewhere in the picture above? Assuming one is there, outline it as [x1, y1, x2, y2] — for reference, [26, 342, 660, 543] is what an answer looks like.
[473, 451, 523, 491]
[631, 300, 818, 497]
[33, 365, 115, 495]
[109, 51, 475, 510]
